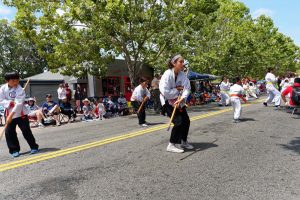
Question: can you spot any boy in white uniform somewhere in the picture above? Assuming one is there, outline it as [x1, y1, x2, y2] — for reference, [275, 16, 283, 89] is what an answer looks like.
[131, 77, 151, 127]
[0, 72, 39, 157]
[263, 68, 281, 108]
[230, 77, 247, 123]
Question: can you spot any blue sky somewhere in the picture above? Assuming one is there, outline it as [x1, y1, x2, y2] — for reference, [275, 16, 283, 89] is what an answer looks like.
[238, 0, 300, 46]
[0, 1, 299, 46]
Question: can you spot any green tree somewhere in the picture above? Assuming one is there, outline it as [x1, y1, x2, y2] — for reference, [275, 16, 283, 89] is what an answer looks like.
[3, 0, 219, 85]
[186, 0, 300, 78]
[0, 19, 47, 84]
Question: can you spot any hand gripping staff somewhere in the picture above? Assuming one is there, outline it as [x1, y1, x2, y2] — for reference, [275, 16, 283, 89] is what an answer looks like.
[0, 79, 30, 141]
[167, 90, 183, 131]
[137, 96, 147, 114]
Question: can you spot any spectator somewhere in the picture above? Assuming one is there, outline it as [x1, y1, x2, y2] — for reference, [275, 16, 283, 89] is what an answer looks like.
[118, 93, 128, 115]
[74, 86, 82, 112]
[26, 97, 46, 128]
[282, 77, 300, 106]
[151, 74, 161, 113]
[60, 97, 76, 122]
[82, 98, 94, 121]
[41, 94, 61, 126]
[107, 96, 117, 115]
[57, 84, 66, 104]
[64, 83, 72, 102]
[97, 98, 106, 120]
[82, 88, 87, 99]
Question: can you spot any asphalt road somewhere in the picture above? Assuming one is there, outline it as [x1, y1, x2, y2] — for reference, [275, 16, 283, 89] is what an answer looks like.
[0, 98, 299, 200]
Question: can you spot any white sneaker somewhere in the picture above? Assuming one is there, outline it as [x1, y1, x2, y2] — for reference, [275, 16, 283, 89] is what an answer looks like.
[166, 143, 184, 153]
[56, 121, 61, 126]
[181, 141, 194, 150]
[44, 118, 51, 124]
[140, 124, 148, 127]
[38, 123, 45, 128]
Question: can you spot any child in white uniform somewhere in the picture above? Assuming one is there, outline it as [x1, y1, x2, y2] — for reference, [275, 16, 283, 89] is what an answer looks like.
[0, 72, 39, 157]
[230, 77, 246, 123]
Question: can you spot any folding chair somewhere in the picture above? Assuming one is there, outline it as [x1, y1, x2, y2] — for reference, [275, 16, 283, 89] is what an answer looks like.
[58, 113, 70, 123]
[291, 105, 300, 115]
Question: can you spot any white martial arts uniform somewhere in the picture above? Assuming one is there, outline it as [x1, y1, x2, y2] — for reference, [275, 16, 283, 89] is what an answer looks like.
[159, 68, 191, 107]
[130, 85, 150, 102]
[280, 79, 290, 93]
[229, 84, 244, 120]
[249, 82, 259, 96]
[219, 81, 230, 106]
[0, 84, 29, 119]
[265, 72, 281, 106]
[243, 83, 258, 99]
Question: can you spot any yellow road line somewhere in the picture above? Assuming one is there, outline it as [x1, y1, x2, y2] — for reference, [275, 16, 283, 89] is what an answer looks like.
[0, 99, 262, 172]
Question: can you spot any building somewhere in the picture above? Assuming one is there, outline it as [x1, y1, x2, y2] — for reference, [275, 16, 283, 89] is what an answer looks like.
[22, 59, 153, 103]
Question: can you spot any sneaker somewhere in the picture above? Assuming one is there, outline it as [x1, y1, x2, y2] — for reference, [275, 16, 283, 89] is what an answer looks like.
[181, 141, 194, 150]
[56, 121, 61, 126]
[140, 124, 148, 127]
[11, 152, 20, 158]
[263, 102, 267, 106]
[167, 143, 184, 153]
[274, 106, 280, 110]
[44, 118, 51, 124]
[38, 123, 45, 128]
[30, 149, 39, 155]
[233, 119, 241, 123]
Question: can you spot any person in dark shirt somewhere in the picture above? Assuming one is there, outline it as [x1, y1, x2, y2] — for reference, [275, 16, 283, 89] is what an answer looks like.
[60, 97, 76, 122]
[41, 94, 61, 126]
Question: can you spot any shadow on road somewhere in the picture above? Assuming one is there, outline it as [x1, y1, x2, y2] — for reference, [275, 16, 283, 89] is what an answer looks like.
[280, 137, 300, 154]
[147, 122, 166, 126]
[239, 118, 256, 122]
[179, 140, 218, 161]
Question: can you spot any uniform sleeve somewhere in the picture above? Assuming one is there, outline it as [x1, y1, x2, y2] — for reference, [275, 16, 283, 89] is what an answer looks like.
[146, 88, 151, 98]
[0, 87, 12, 108]
[240, 86, 245, 95]
[269, 74, 277, 82]
[131, 88, 138, 100]
[181, 76, 191, 100]
[159, 72, 178, 100]
[12, 87, 26, 113]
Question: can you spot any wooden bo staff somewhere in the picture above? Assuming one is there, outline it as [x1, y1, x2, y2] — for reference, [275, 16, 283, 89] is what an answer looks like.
[0, 79, 30, 141]
[137, 96, 147, 114]
[167, 90, 183, 131]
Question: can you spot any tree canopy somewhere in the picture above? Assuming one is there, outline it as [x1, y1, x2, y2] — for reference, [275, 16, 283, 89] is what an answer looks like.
[0, 19, 47, 84]
[2, 0, 300, 84]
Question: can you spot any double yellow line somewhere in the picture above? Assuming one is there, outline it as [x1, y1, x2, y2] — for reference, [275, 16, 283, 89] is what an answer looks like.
[0, 124, 167, 172]
[0, 99, 263, 172]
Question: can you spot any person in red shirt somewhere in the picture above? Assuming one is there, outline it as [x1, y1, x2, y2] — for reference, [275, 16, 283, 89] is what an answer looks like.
[64, 83, 72, 102]
[281, 77, 300, 106]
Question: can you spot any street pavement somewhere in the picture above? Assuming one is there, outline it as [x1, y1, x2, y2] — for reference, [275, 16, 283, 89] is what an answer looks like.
[0, 98, 300, 200]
